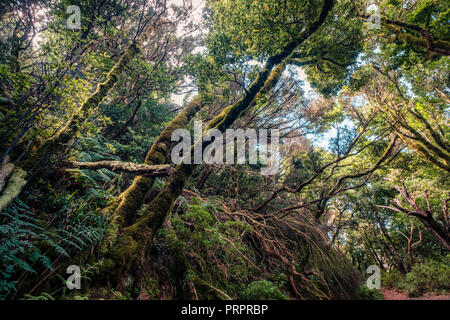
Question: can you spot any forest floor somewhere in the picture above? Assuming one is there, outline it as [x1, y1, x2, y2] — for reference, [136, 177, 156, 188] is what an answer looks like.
[381, 288, 450, 300]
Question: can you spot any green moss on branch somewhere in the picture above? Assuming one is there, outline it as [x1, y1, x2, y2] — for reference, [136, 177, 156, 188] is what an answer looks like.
[0, 167, 27, 212]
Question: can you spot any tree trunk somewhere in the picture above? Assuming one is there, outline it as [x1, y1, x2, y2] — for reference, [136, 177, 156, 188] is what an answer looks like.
[100, 0, 336, 279]
[419, 216, 450, 250]
[0, 166, 27, 212]
[99, 97, 202, 256]
[22, 43, 141, 171]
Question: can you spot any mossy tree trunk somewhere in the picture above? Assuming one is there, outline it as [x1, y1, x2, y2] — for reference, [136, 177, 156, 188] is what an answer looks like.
[359, 14, 450, 56]
[100, 0, 336, 279]
[20, 21, 170, 172]
[0, 166, 27, 212]
[22, 43, 141, 172]
[99, 97, 202, 256]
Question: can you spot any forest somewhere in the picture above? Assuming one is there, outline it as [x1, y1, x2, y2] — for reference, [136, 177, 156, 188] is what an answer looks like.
[0, 0, 448, 301]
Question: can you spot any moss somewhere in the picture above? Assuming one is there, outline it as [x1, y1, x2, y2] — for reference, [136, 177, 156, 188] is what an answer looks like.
[62, 290, 91, 300]
[163, 227, 191, 298]
[0, 163, 15, 192]
[406, 138, 449, 172]
[103, 232, 140, 275]
[0, 166, 27, 212]
[194, 277, 233, 300]
[22, 44, 140, 171]
[104, 54, 291, 274]
[98, 98, 202, 259]
[145, 277, 161, 298]
[144, 97, 201, 165]
[384, 23, 450, 55]
[101, 0, 335, 275]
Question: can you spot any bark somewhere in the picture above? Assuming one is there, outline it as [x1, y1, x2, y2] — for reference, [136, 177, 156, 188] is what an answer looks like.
[399, 224, 421, 269]
[418, 216, 449, 251]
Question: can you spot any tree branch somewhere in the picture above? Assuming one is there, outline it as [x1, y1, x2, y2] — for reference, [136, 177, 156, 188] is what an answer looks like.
[66, 161, 173, 176]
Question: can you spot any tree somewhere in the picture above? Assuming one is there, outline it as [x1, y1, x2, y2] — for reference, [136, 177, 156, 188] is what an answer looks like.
[1, 0, 448, 300]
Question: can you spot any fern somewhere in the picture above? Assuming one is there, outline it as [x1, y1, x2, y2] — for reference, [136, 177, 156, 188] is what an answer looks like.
[0, 199, 54, 299]
[23, 292, 55, 300]
[0, 190, 108, 299]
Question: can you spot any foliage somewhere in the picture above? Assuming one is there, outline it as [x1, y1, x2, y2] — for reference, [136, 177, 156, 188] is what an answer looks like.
[0, 185, 107, 298]
[381, 270, 403, 289]
[399, 257, 450, 297]
[163, 197, 256, 298]
[0, 0, 448, 301]
[241, 280, 288, 300]
[358, 284, 384, 300]
[0, 198, 53, 299]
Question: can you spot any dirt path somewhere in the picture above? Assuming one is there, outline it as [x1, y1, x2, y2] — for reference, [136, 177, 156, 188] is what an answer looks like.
[381, 288, 450, 300]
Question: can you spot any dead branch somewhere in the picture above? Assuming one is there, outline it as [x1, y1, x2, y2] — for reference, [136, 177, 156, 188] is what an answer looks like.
[66, 161, 173, 176]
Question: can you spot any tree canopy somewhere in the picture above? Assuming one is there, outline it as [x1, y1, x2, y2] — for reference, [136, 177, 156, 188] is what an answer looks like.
[0, 0, 448, 301]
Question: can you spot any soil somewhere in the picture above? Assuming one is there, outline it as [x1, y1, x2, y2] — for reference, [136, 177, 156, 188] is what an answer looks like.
[381, 287, 450, 300]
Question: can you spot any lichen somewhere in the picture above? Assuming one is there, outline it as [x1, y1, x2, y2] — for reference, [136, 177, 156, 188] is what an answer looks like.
[0, 166, 27, 212]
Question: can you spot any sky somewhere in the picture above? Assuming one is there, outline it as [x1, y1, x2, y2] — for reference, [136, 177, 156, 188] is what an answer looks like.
[168, 0, 205, 105]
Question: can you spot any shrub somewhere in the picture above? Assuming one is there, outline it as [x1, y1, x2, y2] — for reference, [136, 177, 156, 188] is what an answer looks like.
[381, 270, 403, 289]
[240, 280, 288, 300]
[400, 258, 450, 297]
[359, 284, 384, 300]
